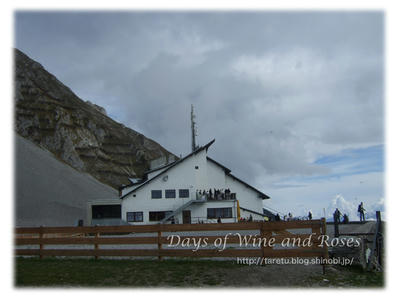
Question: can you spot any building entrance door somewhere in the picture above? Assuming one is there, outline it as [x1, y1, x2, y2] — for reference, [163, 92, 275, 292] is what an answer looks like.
[182, 210, 191, 224]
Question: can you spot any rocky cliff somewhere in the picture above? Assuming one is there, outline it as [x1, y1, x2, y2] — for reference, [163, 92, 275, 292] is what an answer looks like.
[15, 48, 177, 189]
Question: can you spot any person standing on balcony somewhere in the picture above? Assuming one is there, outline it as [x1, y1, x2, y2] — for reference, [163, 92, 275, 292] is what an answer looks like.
[333, 208, 342, 224]
[358, 202, 366, 221]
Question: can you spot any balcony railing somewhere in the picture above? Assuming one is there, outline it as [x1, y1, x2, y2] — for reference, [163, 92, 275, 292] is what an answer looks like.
[195, 190, 236, 201]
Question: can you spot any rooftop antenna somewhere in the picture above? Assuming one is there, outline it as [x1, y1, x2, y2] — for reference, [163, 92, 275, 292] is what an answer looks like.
[191, 104, 198, 152]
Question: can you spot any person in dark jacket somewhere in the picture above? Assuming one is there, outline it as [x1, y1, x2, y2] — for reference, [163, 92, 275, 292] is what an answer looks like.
[343, 214, 349, 224]
[308, 211, 312, 220]
[358, 202, 366, 221]
[333, 208, 342, 224]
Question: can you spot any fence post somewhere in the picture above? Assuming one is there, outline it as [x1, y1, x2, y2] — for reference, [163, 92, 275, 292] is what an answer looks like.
[157, 225, 162, 261]
[260, 222, 270, 264]
[334, 216, 339, 238]
[376, 211, 382, 266]
[94, 226, 99, 260]
[321, 218, 329, 274]
[39, 226, 43, 259]
[368, 211, 383, 270]
[260, 223, 265, 261]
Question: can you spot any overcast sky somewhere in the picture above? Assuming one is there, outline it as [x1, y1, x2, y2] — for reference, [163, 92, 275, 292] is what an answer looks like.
[15, 11, 384, 219]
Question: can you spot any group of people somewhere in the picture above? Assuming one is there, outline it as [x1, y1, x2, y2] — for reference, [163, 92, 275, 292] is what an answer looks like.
[277, 212, 295, 221]
[263, 212, 300, 222]
[260, 212, 295, 222]
[333, 208, 349, 224]
[239, 215, 254, 222]
[333, 202, 366, 223]
[196, 188, 234, 200]
[240, 213, 296, 222]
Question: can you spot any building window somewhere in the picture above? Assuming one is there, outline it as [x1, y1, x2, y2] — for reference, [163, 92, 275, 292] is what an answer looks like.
[151, 190, 162, 199]
[126, 212, 143, 222]
[179, 189, 190, 198]
[207, 207, 233, 219]
[149, 211, 173, 222]
[92, 205, 121, 219]
[165, 189, 176, 198]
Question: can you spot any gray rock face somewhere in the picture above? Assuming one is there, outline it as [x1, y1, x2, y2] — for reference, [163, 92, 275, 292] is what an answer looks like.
[15, 48, 177, 188]
[15, 134, 118, 227]
[86, 100, 107, 116]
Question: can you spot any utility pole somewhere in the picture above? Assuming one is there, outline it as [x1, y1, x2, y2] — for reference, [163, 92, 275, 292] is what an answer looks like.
[191, 104, 198, 152]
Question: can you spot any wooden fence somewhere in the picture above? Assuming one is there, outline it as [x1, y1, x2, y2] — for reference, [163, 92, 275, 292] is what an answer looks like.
[15, 219, 328, 270]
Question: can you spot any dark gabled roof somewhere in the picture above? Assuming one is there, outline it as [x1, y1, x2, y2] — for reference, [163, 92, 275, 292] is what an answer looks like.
[118, 179, 145, 191]
[207, 156, 269, 200]
[121, 139, 215, 199]
[240, 206, 270, 217]
[227, 173, 270, 199]
[263, 208, 276, 219]
[144, 160, 177, 175]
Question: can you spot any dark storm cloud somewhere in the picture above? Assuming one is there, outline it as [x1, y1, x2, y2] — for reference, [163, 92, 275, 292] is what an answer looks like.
[15, 11, 384, 187]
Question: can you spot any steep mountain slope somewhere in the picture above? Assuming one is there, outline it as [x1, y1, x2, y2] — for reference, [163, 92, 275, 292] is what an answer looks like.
[15, 134, 118, 227]
[15, 48, 177, 189]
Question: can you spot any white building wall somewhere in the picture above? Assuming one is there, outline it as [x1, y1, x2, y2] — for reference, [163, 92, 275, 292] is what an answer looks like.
[226, 175, 264, 221]
[207, 159, 264, 220]
[121, 148, 265, 224]
[193, 151, 208, 191]
[122, 150, 208, 224]
[190, 200, 237, 223]
[120, 184, 140, 197]
[206, 160, 227, 188]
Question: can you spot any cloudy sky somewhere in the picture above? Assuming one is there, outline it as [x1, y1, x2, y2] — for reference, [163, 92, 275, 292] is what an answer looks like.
[14, 11, 384, 219]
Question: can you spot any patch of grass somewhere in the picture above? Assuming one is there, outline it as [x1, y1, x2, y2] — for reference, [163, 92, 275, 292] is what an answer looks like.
[15, 257, 241, 287]
[15, 257, 384, 288]
[307, 265, 384, 288]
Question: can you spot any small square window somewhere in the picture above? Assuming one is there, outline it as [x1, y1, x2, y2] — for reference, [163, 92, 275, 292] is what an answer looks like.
[151, 190, 162, 199]
[165, 189, 176, 198]
[149, 211, 173, 221]
[207, 207, 232, 219]
[127, 211, 143, 222]
[179, 189, 190, 198]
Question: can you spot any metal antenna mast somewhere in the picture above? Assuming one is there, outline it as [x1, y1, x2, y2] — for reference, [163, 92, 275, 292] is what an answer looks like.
[191, 104, 198, 152]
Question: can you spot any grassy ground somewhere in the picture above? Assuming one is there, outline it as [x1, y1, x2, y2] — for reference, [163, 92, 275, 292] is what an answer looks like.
[15, 257, 384, 288]
[307, 265, 384, 288]
[15, 257, 241, 287]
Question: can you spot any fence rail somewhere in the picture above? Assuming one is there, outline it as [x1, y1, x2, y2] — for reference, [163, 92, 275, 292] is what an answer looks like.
[15, 219, 328, 271]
